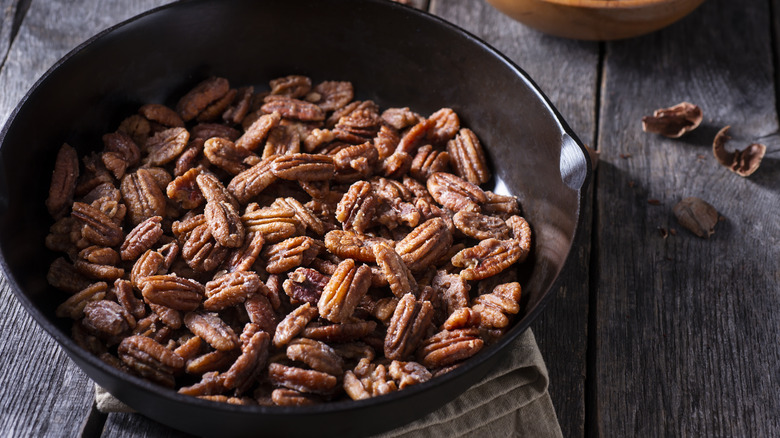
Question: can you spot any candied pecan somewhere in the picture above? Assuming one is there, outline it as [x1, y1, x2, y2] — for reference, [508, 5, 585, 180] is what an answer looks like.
[235, 111, 281, 152]
[302, 321, 376, 343]
[89, 196, 127, 228]
[227, 156, 278, 204]
[673, 197, 719, 238]
[272, 197, 325, 236]
[711, 126, 766, 177]
[46, 143, 80, 219]
[324, 230, 391, 263]
[223, 328, 270, 392]
[100, 152, 128, 180]
[263, 236, 320, 274]
[326, 100, 372, 128]
[427, 108, 460, 145]
[203, 271, 261, 311]
[344, 358, 397, 399]
[373, 243, 417, 298]
[452, 238, 525, 281]
[204, 137, 251, 175]
[334, 108, 381, 143]
[447, 128, 491, 185]
[312, 81, 353, 111]
[396, 119, 433, 155]
[46, 217, 78, 255]
[48, 257, 91, 293]
[273, 302, 318, 348]
[272, 153, 335, 181]
[381, 107, 422, 131]
[140, 274, 204, 312]
[270, 75, 312, 98]
[167, 168, 205, 209]
[262, 97, 325, 122]
[56, 282, 108, 319]
[366, 296, 399, 325]
[118, 115, 151, 146]
[197, 88, 237, 122]
[394, 218, 452, 272]
[388, 360, 432, 389]
[121, 169, 167, 226]
[427, 172, 486, 213]
[149, 303, 182, 329]
[442, 308, 481, 330]
[139, 103, 185, 128]
[418, 328, 483, 369]
[244, 292, 278, 335]
[482, 191, 520, 219]
[126, 245, 161, 280]
[272, 388, 320, 406]
[453, 210, 511, 241]
[179, 371, 225, 396]
[641, 102, 703, 138]
[196, 172, 239, 209]
[174, 335, 204, 362]
[82, 300, 135, 342]
[114, 279, 145, 319]
[262, 125, 301, 159]
[283, 267, 330, 305]
[332, 142, 379, 182]
[71, 201, 123, 247]
[186, 349, 240, 375]
[181, 223, 229, 272]
[118, 335, 185, 387]
[79, 245, 119, 265]
[318, 259, 372, 323]
[192, 123, 241, 142]
[74, 258, 124, 282]
[473, 282, 522, 329]
[173, 140, 205, 177]
[410, 144, 450, 181]
[241, 205, 300, 243]
[432, 270, 470, 316]
[384, 293, 433, 360]
[333, 342, 376, 362]
[75, 153, 113, 197]
[223, 86, 254, 125]
[268, 363, 337, 395]
[184, 311, 239, 352]
[120, 216, 163, 261]
[380, 151, 413, 179]
[374, 125, 401, 160]
[506, 215, 532, 256]
[286, 338, 344, 376]
[143, 127, 190, 166]
[177, 77, 231, 122]
[205, 200, 245, 248]
[303, 128, 336, 153]
[224, 231, 264, 272]
[335, 180, 377, 233]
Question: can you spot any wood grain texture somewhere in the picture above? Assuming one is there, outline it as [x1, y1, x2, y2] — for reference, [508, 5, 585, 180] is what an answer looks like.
[595, 0, 780, 435]
[0, 0, 21, 67]
[0, 0, 176, 436]
[101, 413, 193, 438]
[431, 2, 599, 437]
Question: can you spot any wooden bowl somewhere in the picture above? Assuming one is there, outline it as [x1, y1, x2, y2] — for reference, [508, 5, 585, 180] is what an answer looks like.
[484, 0, 706, 40]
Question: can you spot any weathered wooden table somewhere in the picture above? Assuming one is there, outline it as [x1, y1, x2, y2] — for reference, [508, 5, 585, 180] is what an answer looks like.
[1, 0, 778, 436]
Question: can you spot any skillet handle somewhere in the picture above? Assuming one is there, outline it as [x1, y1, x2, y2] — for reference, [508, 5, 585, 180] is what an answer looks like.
[559, 132, 590, 191]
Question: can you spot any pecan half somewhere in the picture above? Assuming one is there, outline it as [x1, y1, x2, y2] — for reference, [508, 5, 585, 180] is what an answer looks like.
[120, 169, 167, 226]
[181, 223, 229, 272]
[205, 200, 245, 248]
[203, 271, 262, 311]
[184, 311, 239, 351]
[227, 156, 278, 204]
[283, 267, 330, 305]
[312, 81, 354, 112]
[324, 230, 391, 263]
[472, 282, 522, 329]
[140, 274, 205, 312]
[222, 327, 270, 392]
[120, 216, 163, 261]
[71, 202, 123, 247]
[262, 125, 301, 158]
[388, 360, 432, 389]
[268, 363, 338, 395]
[270, 75, 312, 98]
[318, 259, 372, 323]
[118, 335, 185, 387]
[410, 144, 450, 181]
[46, 143, 79, 219]
[381, 107, 422, 131]
[427, 108, 460, 145]
[301, 320, 377, 343]
[273, 302, 319, 348]
[236, 111, 282, 151]
[384, 293, 433, 360]
[417, 328, 483, 369]
[261, 98, 325, 122]
[263, 236, 321, 274]
[272, 197, 325, 236]
[271, 388, 320, 406]
[139, 103, 184, 128]
[176, 77, 231, 122]
[114, 278, 146, 320]
[144, 127, 189, 166]
[426, 172, 486, 213]
[224, 231, 265, 272]
[447, 128, 491, 185]
[335, 180, 377, 233]
[167, 168, 205, 209]
[103, 131, 141, 166]
[286, 338, 344, 376]
[373, 243, 417, 298]
[394, 217, 452, 272]
[453, 210, 511, 241]
[482, 191, 520, 219]
[196, 172, 239, 209]
[241, 205, 300, 243]
[272, 153, 335, 181]
[451, 238, 525, 281]
[204, 137, 251, 175]
[82, 300, 135, 343]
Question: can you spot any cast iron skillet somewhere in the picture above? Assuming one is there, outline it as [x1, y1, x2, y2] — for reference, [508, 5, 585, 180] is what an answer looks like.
[0, 0, 590, 436]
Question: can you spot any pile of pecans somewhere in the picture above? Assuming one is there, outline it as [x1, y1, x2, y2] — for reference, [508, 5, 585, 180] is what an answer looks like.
[45, 75, 532, 406]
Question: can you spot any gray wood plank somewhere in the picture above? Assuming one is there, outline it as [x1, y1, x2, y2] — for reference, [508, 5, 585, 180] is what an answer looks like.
[430, 2, 599, 437]
[0, 0, 21, 68]
[101, 413, 193, 438]
[0, 0, 176, 436]
[595, 0, 780, 435]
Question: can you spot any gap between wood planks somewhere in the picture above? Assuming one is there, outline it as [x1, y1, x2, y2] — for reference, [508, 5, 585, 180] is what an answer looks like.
[0, 0, 30, 70]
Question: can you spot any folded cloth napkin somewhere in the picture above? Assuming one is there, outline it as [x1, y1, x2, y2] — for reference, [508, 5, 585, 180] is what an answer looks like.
[96, 329, 562, 437]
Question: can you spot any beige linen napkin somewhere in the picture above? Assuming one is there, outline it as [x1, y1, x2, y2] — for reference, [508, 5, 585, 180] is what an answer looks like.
[95, 329, 562, 437]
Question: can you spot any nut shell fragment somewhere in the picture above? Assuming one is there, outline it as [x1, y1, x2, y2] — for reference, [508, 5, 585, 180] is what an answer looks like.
[712, 126, 766, 177]
[673, 197, 719, 238]
[642, 102, 703, 138]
